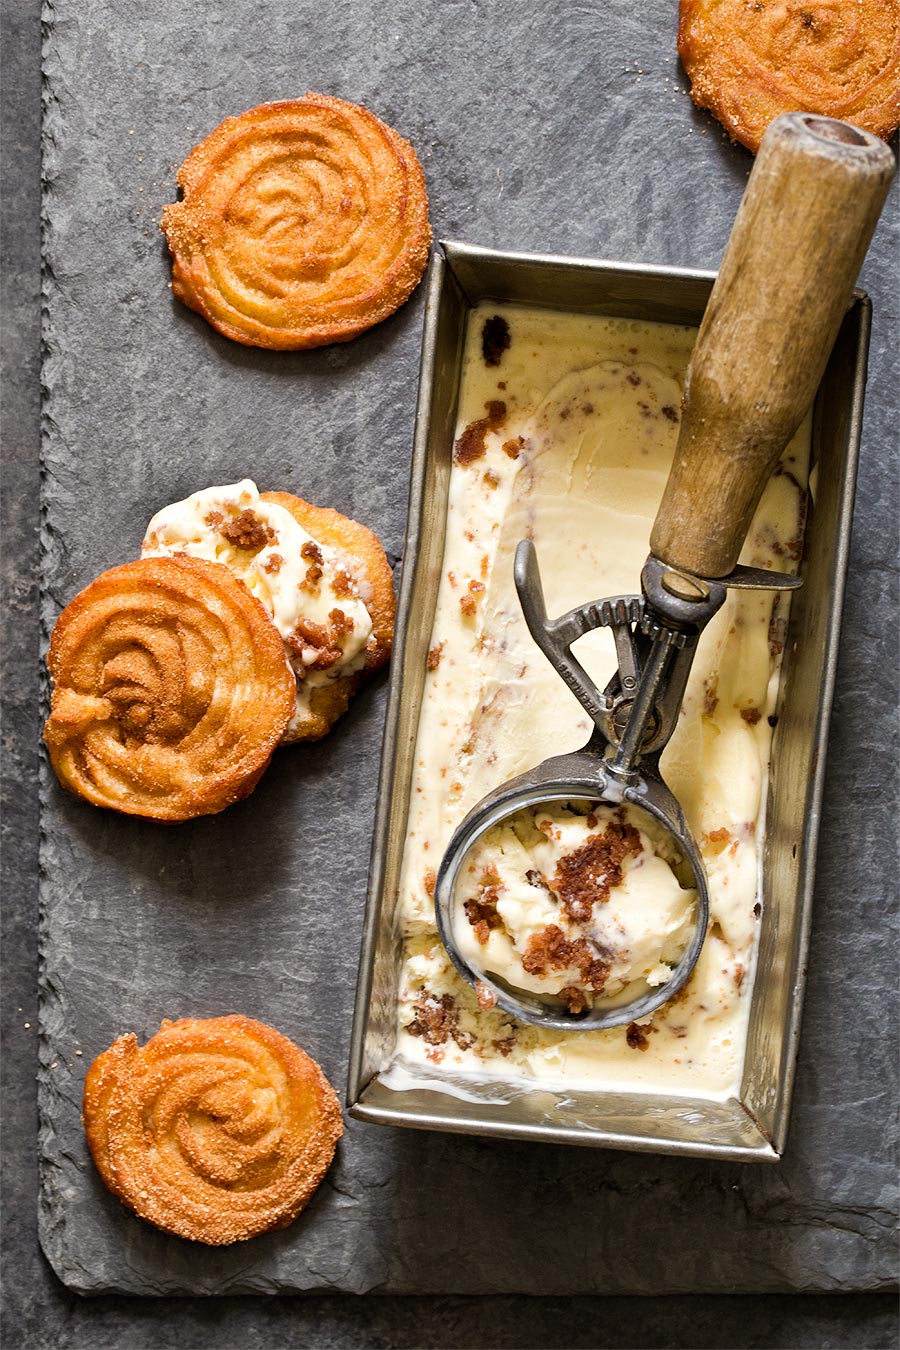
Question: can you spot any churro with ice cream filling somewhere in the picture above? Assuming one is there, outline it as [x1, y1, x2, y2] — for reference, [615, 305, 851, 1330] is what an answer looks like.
[142, 480, 374, 739]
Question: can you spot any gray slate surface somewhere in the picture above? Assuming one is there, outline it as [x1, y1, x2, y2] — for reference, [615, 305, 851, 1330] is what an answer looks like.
[38, 0, 898, 1297]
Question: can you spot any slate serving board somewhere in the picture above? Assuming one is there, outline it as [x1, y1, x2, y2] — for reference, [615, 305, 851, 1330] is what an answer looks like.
[39, 0, 898, 1295]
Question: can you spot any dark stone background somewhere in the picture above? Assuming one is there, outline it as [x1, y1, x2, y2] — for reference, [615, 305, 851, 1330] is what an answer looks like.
[3, 0, 898, 1342]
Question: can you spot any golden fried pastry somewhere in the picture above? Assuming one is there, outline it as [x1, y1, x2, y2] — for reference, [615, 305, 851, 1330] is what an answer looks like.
[161, 95, 431, 349]
[678, 0, 900, 153]
[43, 555, 295, 820]
[262, 490, 395, 740]
[83, 1015, 343, 1245]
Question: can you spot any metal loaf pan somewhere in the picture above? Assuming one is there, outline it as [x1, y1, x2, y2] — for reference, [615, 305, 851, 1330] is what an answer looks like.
[347, 239, 871, 1161]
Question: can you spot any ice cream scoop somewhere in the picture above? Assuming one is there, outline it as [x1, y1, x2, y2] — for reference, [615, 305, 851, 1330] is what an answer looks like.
[452, 798, 698, 1015]
[435, 113, 894, 1030]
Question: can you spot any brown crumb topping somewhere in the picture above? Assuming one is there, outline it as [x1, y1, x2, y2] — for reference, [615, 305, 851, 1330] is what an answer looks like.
[768, 613, 787, 658]
[491, 1035, 516, 1057]
[460, 579, 485, 617]
[423, 868, 436, 898]
[329, 608, 354, 637]
[453, 401, 507, 466]
[454, 422, 489, 467]
[426, 642, 444, 672]
[551, 821, 642, 924]
[502, 436, 524, 459]
[703, 676, 719, 716]
[310, 648, 344, 671]
[311, 649, 345, 671]
[285, 616, 344, 672]
[740, 706, 762, 726]
[218, 509, 275, 551]
[475, 980, 498, 1011]
[772, 535, 803, 562]
[333, 567, 358, 598]
[407, 992, 473, 1050]
[558, 986, 589, 1014]
[482, 315, 511, 367]
[290, 616, 328, 648]
[463, 870, 502, 945]
[299, 539, 324, 588]
[626, 1021, 654, 1051]
[525, 868, 550, 892]
[522, 925, 613, 994]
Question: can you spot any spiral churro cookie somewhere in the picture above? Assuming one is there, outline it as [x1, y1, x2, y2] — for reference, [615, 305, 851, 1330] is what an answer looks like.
[161, 95, 431, 349]
[143, 480, 394, 741]
[83, 1015, 343, 1245]
[43, 555, 295, 820]
[678, 0, 900, 153]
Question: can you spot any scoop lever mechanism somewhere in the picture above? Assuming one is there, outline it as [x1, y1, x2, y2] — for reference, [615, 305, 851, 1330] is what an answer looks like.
[514, 540, 800, 788]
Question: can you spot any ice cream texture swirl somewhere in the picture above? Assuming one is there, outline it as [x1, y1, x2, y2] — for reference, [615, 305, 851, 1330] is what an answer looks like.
[388, 303, 810, 1101]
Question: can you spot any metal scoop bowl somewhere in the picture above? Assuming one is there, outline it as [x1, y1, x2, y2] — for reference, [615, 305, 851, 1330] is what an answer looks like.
[434, 113, 894, 1032]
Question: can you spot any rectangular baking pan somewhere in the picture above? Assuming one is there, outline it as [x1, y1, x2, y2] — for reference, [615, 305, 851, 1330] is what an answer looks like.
[347, 239, 871, 1161]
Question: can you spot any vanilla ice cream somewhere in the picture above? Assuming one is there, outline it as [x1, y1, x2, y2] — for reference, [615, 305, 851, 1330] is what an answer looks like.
[386, 303, 809, 1100]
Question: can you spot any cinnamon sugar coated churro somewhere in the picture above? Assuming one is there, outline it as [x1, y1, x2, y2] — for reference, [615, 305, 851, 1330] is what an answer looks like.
[162, 95, 431, 348]
[83, 1016, 343, 1245]
[43, 555, 296, 820]
[678, 0, 900, 153]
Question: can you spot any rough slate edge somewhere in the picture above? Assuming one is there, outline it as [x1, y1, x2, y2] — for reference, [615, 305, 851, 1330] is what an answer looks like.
[36, 0, 898, 1298]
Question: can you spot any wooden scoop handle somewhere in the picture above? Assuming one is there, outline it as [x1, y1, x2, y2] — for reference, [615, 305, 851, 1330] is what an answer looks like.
[650, 114, 894, 579]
